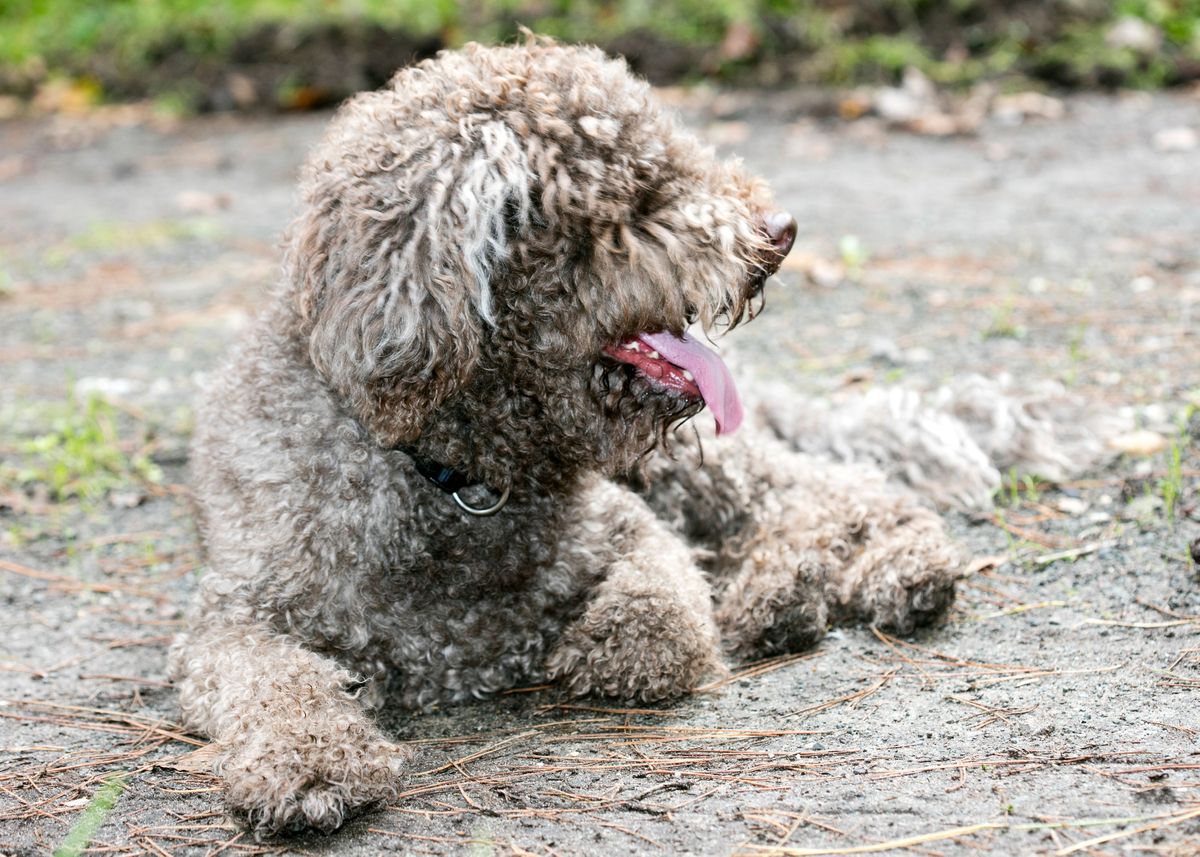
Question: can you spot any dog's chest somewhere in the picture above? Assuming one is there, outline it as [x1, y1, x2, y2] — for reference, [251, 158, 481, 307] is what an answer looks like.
[355, 505, 598, 706]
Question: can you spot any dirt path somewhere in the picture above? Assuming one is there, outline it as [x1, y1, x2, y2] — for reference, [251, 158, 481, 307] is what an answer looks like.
[1, 91, 1198, 856]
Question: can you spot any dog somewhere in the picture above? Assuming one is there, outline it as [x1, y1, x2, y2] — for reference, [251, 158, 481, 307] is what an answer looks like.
[169, 36, 960, 834]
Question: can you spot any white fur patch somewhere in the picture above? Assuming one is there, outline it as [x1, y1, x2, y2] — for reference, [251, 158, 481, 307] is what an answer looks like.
[579, 115, 621, 144]
[757, 375, 1129, 510]
[455, 121, 531, 326]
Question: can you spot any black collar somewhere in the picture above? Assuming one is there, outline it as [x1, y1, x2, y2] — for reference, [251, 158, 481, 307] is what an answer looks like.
[397, 446, 511, 516]
[398, 445, 476, 494]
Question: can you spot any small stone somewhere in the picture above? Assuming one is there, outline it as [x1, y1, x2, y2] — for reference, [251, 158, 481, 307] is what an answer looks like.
[76, 376, 142, 399]
[1054, 497, 1089, 516]
[838, 93, 872, 121]
[1109, 429, 1168, 456]
[992, 92, 1065, 124]
[1153, 127, 1198, 153]
[1125, 494, 1163, 521]
[705, 121, 750, 146]
[108, 490, 147, 509]
[808, 258, 845, 289]
[874, 87, 924, 124]
[907, 112, 959, 137]
[225, 72, 259, 108]
[869, 338, 902, 365]
[176, 190, 232, 215]
[1190, 538, 1200, 565]
[1143, 403, 1171, 429]
[984, 142, 1012, 161]
[1106, 16, 1162, 52]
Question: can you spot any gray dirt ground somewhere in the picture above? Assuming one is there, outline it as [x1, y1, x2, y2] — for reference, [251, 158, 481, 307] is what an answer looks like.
[1, 89, 1199, 856]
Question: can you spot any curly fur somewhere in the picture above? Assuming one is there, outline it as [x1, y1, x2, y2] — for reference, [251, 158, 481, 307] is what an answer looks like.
[170, 37, 962, 835]
[756, 374, 1127, 510]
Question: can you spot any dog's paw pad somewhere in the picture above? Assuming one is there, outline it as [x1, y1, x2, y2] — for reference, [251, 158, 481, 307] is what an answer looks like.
[547, 594, 721, 703]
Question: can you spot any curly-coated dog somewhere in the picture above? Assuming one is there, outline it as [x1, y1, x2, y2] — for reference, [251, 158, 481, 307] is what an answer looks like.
[170, 37, 960, 834]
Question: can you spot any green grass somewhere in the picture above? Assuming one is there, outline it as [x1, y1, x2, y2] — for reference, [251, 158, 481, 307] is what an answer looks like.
[2, 391, 162, 503]
[838, 234, 868, 275]
[1158, 404, 1195, 527]
[0, 0, 753, 71]
[43, 218, 221, 268]
[52, 775, 126, 857]
[998, 468, 1042, 508]
[983, 295, 1025, 341]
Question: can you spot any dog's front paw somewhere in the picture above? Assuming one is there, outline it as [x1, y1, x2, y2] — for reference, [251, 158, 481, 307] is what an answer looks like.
[832, 516, 961, 634]
[855, 560, 959, 634]
[546, 593, 723, 703]
[217, 722, 409, 835]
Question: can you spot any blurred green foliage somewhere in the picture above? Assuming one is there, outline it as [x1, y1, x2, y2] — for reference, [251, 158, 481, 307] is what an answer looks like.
[1119, 0, 1199, 43]
[0, 0, 457, 68]
[1, 0, 1198, 103]
[2, 391, 161, 502]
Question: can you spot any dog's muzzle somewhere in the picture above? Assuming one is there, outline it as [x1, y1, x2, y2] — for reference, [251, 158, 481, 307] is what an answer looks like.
[749, 211, 797, 298]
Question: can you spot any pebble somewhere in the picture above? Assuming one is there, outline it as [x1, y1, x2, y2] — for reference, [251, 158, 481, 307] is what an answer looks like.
[1054, 497, 1089, 516]
[1125, 494, 1163, 520]
[1107, 16, 1162, 52]
[1108, 429, 1168, 456]
[1153, 127, 1198, 153]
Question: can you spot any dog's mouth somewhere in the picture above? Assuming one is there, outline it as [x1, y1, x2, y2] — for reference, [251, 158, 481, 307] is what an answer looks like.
[602, 331, 743, 435]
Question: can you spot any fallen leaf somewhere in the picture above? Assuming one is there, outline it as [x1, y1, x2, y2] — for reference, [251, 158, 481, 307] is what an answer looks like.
[966, 554, 1008, 575]
[163, 744, 220, 773]
[1108, 429, 1168, 456]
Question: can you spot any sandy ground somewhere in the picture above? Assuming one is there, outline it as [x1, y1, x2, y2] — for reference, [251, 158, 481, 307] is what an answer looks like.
[1, 90, 1198, 856]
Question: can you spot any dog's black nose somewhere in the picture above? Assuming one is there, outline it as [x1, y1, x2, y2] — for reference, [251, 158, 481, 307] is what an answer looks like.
[764, 211, 797, 260]
[751, 212, 797, 294]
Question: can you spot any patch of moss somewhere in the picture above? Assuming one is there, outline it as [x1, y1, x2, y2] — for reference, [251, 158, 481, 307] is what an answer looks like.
[2, 392, 162, 503]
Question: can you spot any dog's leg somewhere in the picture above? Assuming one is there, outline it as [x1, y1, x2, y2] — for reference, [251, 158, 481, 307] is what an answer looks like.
[169, 623, 406, 835]
[630, 425, 961, 660]
[544, 478, 725, 702]
[711, 474, 960, 659]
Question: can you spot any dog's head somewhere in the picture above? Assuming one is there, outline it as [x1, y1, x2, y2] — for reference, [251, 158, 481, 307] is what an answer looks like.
[286, 38, 794, 486]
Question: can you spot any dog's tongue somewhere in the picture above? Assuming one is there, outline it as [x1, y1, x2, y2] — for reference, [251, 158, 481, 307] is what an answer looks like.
[640, 331, 743, 435]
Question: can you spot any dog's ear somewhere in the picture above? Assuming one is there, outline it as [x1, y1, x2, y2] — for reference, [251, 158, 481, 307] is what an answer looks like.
[286, 108, 531, 446]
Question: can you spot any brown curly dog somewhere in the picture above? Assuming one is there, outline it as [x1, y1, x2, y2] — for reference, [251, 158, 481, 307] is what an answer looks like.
[170, 37, 960, 834]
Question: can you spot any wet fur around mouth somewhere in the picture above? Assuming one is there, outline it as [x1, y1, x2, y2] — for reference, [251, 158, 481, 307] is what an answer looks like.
[169, 35, 963, 836]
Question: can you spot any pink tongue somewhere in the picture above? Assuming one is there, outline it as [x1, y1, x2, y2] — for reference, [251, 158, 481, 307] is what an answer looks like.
[640, 331, 743, 435]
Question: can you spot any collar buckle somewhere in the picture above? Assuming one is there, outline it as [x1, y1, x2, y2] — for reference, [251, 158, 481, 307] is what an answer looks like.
[398, 445, 511, 517]
[452, 484, 511, 516]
